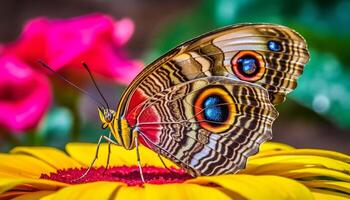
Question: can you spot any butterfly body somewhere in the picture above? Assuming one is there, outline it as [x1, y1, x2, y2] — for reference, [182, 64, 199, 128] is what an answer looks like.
[99, 24, 310, 176]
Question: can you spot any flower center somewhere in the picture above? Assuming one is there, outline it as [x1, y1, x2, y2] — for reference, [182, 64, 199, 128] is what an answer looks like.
[40, 166, 192, 186]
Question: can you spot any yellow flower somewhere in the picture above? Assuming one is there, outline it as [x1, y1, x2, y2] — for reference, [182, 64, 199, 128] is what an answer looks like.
[0, 142, 349, 200]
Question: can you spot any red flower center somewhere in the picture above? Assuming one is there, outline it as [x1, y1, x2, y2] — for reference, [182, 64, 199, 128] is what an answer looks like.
[40, 166, 192, 186]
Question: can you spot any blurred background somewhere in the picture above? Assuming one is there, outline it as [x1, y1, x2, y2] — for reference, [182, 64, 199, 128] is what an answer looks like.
[0, 0, 349, 153]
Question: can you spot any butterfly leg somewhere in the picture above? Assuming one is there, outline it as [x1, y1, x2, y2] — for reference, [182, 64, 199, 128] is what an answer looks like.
[157, 153, 174, 173]
[103, 132, 112, 175]
[74, 133, 118, 181]
[101, 134, 119, 175]
[135, 135, 145, 183]
[138, 131, 170, 172]
[73, 134, 104, 181]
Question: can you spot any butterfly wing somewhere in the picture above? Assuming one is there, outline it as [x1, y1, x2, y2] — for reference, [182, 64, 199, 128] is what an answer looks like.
[116, 24, 309, 175]
[117, 24, 310, 114]
[133, 77, 278, 176]
[205, 24, 310, 104]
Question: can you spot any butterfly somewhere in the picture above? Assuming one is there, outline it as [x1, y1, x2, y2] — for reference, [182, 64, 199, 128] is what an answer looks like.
[97, 23, 310, 179]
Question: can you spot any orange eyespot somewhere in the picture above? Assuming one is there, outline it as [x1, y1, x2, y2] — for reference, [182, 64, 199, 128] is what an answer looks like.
[231, 51, 266, 82]
[194, 87, 236, 133]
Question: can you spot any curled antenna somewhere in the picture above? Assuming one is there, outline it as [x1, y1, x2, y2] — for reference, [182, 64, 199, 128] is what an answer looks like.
[38, 60, 106, 109]
[81, 62, 111, 110]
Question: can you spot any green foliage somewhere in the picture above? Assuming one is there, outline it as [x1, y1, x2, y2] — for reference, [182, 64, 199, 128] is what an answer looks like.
[37, 106, 73, 148]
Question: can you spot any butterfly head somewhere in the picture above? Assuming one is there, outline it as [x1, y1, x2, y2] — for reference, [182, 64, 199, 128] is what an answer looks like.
[98, 107, 116, 129]
[98, 107, 137, 150]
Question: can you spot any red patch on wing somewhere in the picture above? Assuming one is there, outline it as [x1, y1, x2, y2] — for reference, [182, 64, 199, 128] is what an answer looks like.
[126, 89, 161, 147]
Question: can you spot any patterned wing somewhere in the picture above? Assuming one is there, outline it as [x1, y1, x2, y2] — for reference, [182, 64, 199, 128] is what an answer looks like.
[131, 77, 278, 176]
[205, 24, 310, 104]
[116, 24, 309, 175]
[117, 24, 310, 116]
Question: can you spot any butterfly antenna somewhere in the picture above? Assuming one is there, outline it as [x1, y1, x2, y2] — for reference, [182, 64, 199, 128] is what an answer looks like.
[38, 60, 105, 108]
[81, 62, 111, 110]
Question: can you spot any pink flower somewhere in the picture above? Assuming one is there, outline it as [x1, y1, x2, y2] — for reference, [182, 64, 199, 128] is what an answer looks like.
[5, 13, 142, 84]
[0, 13, 140, 132]
[0, 56, 52, 132]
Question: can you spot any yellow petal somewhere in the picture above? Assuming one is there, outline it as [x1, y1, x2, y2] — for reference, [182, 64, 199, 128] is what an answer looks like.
[258, 142, 295, 152]
[12, 191, 54, 200]
[0, 177, 67, 195]
[65, 143, 177, 168]
[242, 162, 308, 175]
[114, 183, 231, 200]
[277, 168, 350, 182]
[188, 175, 314, 200]
[245, 155, 350, 174]
[252, 149, 350, 163]
[11, 147, 81, 170]
[302, 180, 350, 194]
[0, 178, 22, 194]
[0, 171, 24, 179]
[0, 191, 28, 200]
[0, 154, 56, 178]
[311, 188, 350, 200]
[40, 181, 123, 200]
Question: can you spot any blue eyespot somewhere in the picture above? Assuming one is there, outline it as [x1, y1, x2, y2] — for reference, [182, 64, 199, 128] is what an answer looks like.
[267, 40, 282, 52]
[203, 95, 228, 123]
[237, 56, 259, 77]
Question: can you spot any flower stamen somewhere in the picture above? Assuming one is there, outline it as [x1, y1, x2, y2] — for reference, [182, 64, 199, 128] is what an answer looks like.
[40, 166, 192, 186]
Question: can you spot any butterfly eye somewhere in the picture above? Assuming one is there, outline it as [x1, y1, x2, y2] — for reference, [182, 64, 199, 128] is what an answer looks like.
[267, 40, 282, 52]
[194, 87, 236, 133]
[231, 51, 266, 82]
[104, 111, 113, 123]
